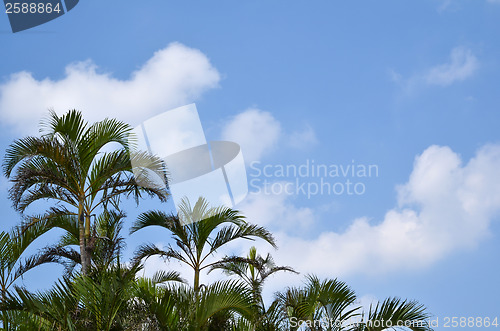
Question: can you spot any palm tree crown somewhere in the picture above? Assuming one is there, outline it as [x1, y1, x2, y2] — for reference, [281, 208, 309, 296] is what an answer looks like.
[131, 197, 277, 292]
[3, 109, 168, 274]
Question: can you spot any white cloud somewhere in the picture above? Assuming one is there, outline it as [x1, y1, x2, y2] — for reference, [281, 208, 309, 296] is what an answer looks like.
[425, 47, 479, 86]
[239, 183, 316, 233]
[221, 109, 318, 164]
[0, 42, 220, 134]
[391, 46, 478, 92]
[243, 144, 500, 278]
[221, 108, 281, 163]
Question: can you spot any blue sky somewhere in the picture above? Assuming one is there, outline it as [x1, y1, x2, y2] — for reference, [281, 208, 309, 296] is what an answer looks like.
[1, 0, 500, 329]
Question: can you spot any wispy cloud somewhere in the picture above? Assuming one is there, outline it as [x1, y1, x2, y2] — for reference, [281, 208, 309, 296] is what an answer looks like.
[391, 46, 479, 92]
[0, 43, 220, 134]
[424, 47, 479, 86]
[437, 0, 498, 13]
[437, 0, 453, 13]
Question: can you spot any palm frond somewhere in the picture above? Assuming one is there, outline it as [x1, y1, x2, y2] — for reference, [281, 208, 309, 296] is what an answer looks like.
[130, 210, 181, 235]
[209, 223, 277, 255]
[358, 297, 432, 331]
[151, 270, 186, 285]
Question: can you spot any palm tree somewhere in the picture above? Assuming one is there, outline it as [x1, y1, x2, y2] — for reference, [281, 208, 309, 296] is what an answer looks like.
[2, 264, 138, 330]
[210, 246, 298, 330]
[131, 197, 276, 292]
[1, 261, 184, 330]
[2, 109, 168, 274]
[135, 277, 255, 330]
[0, 228, 59, 330]
[277, 275, 432, 331]
[39, 210, 128, 276]
[211, 246, 297, 301]
[278, 275, 358, 331]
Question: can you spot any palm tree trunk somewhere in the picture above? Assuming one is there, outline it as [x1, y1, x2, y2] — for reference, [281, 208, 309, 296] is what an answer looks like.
[79, 204, 89, 275]
[194, 268, 200, 292]
[1, 288, 8, 331]
[84, 214, 92, 270]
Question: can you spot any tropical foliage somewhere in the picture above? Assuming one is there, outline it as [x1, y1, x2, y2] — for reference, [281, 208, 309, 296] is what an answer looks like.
[2, 110, 168, 274]
[0, 110, 434, 331]
[131, 197, 276, 292]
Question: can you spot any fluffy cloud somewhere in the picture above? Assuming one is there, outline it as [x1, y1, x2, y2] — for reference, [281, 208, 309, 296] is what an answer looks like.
[221, 108, 318, 164]
[239, 183, 316, 233]
[242, 144, 500, 278]
[221, 108, 282, 163]
[0, 42, 220, 134]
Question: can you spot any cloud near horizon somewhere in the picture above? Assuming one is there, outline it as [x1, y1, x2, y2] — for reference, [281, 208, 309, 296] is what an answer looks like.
[0, 42, 220, 134]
